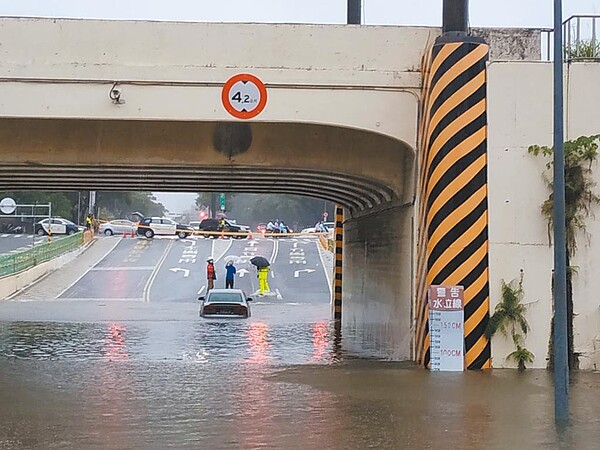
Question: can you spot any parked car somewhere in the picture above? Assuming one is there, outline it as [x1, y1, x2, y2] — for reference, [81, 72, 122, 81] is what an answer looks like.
[198, 289, 252, 318]
[136, 217, 192, 239]
[197, 218, 251, 238]
[301, 222, 336, 234]
[35, 218, 84, 236]
[99, 219, 137, 236]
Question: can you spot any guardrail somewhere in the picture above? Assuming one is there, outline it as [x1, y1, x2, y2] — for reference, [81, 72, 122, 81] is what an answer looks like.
[541, 15, 600, 61]
[0, 232, 85, 278]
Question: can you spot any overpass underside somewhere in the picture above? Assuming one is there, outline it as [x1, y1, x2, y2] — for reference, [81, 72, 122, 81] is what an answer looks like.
[0, 118, 412, 213]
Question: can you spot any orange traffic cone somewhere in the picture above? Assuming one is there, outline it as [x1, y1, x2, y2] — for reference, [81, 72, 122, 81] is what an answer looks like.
[220, 230, 225, 239]
[248, 232, 253, 240]
[130, 229, 135, 238]
[122, 230, 127, 238]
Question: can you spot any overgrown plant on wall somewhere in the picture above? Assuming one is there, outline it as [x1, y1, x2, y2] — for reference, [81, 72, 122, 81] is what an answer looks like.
[485, 271, 533, 370]
[528, 134, 600, 370]
[566, 40, 600, 60]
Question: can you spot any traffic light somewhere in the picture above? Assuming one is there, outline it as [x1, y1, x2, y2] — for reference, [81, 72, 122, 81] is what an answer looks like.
[219, 193, 226, 211]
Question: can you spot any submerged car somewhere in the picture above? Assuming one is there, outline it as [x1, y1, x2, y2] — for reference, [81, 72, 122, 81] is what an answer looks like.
[198, 289, 253, 318]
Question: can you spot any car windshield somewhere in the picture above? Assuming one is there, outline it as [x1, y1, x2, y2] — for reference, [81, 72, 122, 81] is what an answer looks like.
[207, 293, 243, 303]
[63, 219, 76, 225]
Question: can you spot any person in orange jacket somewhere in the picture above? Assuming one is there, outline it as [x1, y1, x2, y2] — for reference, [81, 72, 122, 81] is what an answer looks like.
[206, 258, 216, 292]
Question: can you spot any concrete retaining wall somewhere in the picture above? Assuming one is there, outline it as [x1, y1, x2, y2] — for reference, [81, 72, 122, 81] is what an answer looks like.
[342, 204, 414, 360]
[488, 61, 600, 370]
[0, 239, 94, 300]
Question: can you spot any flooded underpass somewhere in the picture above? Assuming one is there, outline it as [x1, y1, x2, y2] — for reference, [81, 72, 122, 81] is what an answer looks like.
[0, 317, 599, 449]
[0, 237, 599, 449]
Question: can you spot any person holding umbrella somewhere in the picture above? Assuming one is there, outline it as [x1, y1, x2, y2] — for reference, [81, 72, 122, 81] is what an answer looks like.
[250, 256, 271, 296]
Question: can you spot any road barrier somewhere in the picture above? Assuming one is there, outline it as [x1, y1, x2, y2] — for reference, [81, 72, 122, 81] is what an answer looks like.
[0, 232, 85, 278]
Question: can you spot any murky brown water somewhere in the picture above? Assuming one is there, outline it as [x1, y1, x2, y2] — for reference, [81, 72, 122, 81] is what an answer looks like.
[0, 320, 599, 449]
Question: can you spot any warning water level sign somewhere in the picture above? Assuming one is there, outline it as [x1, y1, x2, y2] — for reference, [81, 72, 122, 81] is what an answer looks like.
[221, 73, 268, 120]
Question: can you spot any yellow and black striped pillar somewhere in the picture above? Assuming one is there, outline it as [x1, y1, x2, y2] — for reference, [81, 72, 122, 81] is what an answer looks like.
[415, 38, 491, 370]
[333, 205, 344, 320]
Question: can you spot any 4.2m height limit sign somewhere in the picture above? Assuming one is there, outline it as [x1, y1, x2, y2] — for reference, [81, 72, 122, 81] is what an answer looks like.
[221, 73, 268, 120]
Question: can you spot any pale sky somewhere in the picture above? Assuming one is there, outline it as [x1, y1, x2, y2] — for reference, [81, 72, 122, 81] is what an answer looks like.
[5, 0, 598, 213]
[0, 0, 599, 28]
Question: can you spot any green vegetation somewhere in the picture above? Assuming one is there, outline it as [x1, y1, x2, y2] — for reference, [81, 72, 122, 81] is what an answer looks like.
[506, 337, 536, 372]
[566, 40, 600, 59]
[196, 193, 332, 230]
[528, 134, 600, 370]
[486, 272, 534, 370]
[0, 191, 166, 224]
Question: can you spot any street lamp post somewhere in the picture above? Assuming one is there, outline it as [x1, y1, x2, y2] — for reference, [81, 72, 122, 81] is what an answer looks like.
[552, 0, 570, 426]
[347, 0, 361, 25]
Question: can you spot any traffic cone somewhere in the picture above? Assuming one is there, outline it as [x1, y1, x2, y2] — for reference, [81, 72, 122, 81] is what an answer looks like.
[248, 232, 253, 240]
[122, 230, 127, 238]
[220, 230, 225, 239]
[130, 229, 135, 238]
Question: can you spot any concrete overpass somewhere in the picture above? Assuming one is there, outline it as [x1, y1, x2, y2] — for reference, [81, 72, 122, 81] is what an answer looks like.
[5, 17, 598, 370]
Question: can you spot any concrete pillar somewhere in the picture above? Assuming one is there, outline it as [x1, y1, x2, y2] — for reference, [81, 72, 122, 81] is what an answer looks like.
[415, 35, 491, 369]
[343, 205, 413, 360]
[333, 205, 344, 320]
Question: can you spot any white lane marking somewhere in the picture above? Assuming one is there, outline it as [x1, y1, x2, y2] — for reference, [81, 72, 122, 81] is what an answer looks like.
[57, 297, 144, 302]
[91, 266, 155, 271]
[55, 238, 122, 301]
[317, 240, 333, 299]
[143, 240, 174, 303]
[270, 270, 275, 278]
[169, 267, 190, 277]
[1, 234, 8, 238]
[275, 288, 283, 300]
[270, 238, 279, 264]
[215, 239, 233, 263]
[197, 285, 206, 295]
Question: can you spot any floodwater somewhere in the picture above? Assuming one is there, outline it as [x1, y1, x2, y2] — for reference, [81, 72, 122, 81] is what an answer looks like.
[0, 317, 599, 449]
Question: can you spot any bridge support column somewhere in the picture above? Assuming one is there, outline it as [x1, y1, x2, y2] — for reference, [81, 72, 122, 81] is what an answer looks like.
[333, 205, 344, 320]
[415, 35, 491, 369]
[343, 205, 413, 360]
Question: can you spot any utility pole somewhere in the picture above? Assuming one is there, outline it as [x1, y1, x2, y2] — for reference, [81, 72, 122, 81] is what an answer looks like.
[552, 0, 569, 426]
[347, 0, 361, 25]
[88, 191, 96, 216]
[442, 0, 468, 35]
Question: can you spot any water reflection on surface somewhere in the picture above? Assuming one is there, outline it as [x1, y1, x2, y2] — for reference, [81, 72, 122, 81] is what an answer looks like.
[0, 320, 599, 449]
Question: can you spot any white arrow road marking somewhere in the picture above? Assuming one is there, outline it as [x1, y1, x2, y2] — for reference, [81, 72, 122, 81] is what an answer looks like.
[247, 241, 258, 247]
[169, 268, 190, 278]
[182, 239, 196, 246]
[238, 268, 249, 278]
[197, 285, 206, 295]
[294, 269, 316, 278]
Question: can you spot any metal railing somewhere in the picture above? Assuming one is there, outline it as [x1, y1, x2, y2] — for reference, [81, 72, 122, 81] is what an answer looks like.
[564, 15, 600, 60]
[0, 232, 84, 278]
[541, 15, 600, 61]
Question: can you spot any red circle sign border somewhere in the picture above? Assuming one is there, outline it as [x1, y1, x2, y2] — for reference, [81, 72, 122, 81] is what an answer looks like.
[221, 73, 268, 120]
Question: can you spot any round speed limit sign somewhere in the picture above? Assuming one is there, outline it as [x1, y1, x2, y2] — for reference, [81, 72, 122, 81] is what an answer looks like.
[221, 73, 268, 120]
